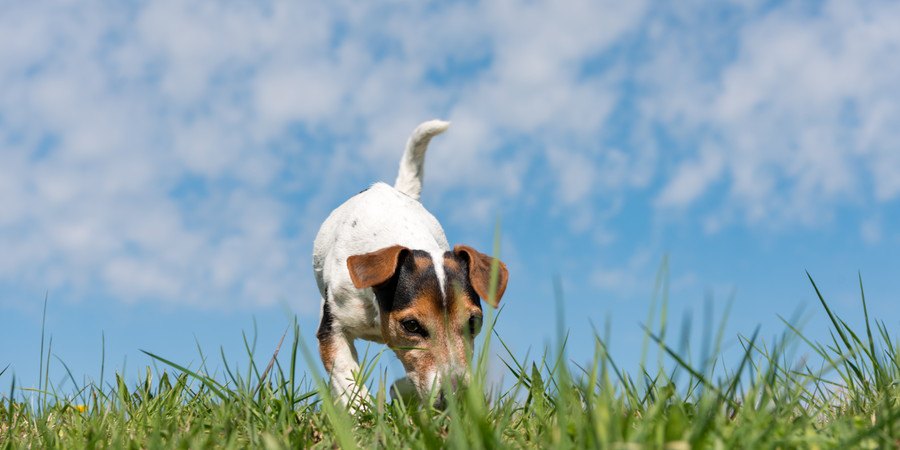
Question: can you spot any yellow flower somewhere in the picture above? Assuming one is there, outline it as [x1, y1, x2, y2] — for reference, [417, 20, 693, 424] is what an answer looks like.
[74, 404, 87, 413]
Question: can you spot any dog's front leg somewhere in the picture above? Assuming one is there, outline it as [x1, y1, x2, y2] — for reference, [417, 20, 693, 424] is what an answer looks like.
[318, 330, 371, 410]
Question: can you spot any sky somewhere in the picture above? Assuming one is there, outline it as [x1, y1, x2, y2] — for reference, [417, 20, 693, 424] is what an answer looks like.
[2, 0, 900, 392]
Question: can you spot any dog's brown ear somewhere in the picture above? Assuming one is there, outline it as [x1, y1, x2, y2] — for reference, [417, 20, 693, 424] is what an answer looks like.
[454, 244, 509, 308]
[347, 245, 408, 289]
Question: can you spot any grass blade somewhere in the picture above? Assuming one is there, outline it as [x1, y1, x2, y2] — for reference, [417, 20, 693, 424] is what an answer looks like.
[139, 349, 228, 401]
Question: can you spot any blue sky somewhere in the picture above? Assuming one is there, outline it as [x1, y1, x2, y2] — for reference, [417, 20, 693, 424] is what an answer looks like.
[3, 0, 900, 391]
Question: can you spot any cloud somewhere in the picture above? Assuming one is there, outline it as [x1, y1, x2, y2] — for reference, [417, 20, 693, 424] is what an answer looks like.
[860, 217, 882, 245]
[0, 1, 341, 310]
[656, 145, 725, 208]
[590, 249, 699, 300]
[0, 0, 649, 310]
[2, 0, 897, 312]
[649, 0, 900, 226]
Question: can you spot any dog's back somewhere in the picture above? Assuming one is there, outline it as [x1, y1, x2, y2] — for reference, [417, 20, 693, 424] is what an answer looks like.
[312, 183, 448, 298]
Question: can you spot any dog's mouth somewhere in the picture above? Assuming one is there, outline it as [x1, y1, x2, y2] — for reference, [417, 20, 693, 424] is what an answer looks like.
[390, 369, 469, 408]
[423, 372, 468, 407]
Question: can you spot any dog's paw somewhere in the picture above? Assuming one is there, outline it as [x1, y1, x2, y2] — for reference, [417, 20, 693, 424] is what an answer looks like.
[389, 377, 418, 404]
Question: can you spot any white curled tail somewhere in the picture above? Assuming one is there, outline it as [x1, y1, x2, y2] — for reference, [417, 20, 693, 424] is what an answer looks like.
[394, 120, 450, 201]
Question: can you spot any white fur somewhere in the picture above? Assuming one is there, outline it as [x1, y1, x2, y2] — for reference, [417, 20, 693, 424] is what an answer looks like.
[429, 249, 447, 301]
[312, 120, 450, 406]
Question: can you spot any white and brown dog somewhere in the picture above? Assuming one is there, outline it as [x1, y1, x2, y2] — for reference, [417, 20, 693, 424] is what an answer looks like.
[312, 120, 509, 408]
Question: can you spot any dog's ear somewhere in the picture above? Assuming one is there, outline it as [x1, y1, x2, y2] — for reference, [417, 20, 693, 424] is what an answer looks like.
[347, 245, 408, 289]
[454, 244, 508, 308]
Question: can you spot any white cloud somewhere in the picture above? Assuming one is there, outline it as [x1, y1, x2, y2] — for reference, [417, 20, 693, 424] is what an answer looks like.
[3, 0, 896, 312]
[590, 249, 702, 300]
[860, 217, 882, 245]
[648, 0, 900, 226]
[656, 146, 725, 208]
[0, 0, 649, 310]
[547, 149, 597, 206]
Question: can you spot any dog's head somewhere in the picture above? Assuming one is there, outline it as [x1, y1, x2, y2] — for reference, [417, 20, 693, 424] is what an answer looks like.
[346, 244, 508, 407]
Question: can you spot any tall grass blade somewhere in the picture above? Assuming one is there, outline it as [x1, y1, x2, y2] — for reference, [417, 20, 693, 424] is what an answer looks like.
[37, 292, 48, 411]
[139, 350, 227, 401]
[254, 327, 288, 398]
[99, 331, 106, 393]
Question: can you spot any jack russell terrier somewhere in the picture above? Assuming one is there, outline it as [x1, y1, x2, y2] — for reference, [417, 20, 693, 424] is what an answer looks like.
[312, 120, 509, 408]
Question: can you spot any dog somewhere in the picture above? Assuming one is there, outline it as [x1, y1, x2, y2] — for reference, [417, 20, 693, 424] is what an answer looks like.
[312, 120, 509, 409]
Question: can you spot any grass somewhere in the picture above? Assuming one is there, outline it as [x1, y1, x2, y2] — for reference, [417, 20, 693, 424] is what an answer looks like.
[2, 272, 899, 449]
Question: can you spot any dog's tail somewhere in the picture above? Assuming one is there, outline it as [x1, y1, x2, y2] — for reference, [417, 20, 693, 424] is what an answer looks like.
[394, 120, 450, 201]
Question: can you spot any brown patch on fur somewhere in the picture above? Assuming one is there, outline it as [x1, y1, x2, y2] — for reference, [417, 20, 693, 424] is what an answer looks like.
[411, 252, 436, 273]
[317, 335, 336, 373]
[346, 245, 408, 288]
[443, 256, 461, 273]
[316, 299, 337, 373]
[453, 245, 509, 307]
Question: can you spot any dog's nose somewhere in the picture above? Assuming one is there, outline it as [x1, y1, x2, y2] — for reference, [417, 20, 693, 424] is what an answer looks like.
[433, 392, 447, 410]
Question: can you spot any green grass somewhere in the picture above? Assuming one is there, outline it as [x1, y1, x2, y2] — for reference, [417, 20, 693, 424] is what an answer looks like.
[2, 273, 899, 449]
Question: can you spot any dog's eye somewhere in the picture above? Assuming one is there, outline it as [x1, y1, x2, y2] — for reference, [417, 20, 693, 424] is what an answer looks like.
[400, 319, 427, 337]
[468, 315, 483, 336]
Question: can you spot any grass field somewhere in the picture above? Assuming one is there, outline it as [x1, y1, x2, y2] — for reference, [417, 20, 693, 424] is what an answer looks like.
[2, 273, 899, 448]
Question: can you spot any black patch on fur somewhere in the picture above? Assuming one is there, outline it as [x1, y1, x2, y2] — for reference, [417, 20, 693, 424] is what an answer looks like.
[372, 249, 441, 312]
[444, 251, 484, 311]
[316, 296, 334, 341]
[372, 272, 399, 312]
